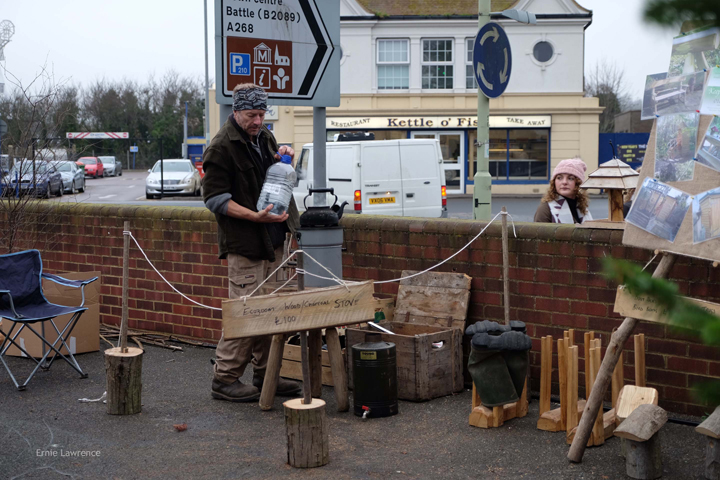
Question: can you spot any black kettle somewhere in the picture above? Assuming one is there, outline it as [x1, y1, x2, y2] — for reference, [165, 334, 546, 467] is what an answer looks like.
[299, 188, 348, 228]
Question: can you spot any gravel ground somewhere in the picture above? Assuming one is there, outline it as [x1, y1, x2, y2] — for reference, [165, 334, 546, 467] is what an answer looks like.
[0, 342, 706, 480]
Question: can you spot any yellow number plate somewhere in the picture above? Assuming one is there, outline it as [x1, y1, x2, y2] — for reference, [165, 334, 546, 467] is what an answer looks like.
[369, 197, 396, 205]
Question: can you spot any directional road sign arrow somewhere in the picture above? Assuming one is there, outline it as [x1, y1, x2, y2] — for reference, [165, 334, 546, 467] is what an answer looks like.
[473, 22, 512, 99]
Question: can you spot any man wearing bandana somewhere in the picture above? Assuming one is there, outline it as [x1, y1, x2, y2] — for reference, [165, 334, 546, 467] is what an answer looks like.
[202, 83, 301, 402]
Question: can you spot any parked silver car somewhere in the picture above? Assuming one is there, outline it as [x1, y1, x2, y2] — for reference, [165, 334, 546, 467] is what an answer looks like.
[98, 156, 122, 177]
[145, 159, 202, 199]
[56, 161, 86, 194]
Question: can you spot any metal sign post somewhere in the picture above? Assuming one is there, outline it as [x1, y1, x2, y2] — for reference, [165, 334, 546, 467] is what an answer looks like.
[472, 16, 513, 221]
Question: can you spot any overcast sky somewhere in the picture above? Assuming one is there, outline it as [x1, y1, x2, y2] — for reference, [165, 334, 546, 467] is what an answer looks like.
[1, 0, 678, 103]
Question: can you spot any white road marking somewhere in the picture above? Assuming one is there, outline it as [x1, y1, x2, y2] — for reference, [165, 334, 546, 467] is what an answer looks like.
[98, 195, 117, 199]
[135, 196, 146, 200]
[127, 185, 135, 188]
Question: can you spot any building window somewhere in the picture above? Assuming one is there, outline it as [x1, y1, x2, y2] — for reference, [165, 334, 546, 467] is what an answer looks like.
[533, 41, 554, 63]
[466, 38, 477, 89]
[488, 129, 550, 181]
[422, 39, 453, 89]
[377, 39, 409, 89]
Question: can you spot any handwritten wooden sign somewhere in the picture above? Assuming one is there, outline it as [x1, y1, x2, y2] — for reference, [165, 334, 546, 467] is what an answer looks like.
[613, 286, 720, 325]
[222, 281, 379, 339]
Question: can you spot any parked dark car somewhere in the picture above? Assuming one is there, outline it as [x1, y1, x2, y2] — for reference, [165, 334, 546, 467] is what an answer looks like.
[5, 161, 63, 198]
[56, 161, 86, 194]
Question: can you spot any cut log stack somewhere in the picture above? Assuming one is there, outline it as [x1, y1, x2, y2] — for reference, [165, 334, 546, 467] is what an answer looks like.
[614, 404, 667, 480]
[695, 405, 720, 480]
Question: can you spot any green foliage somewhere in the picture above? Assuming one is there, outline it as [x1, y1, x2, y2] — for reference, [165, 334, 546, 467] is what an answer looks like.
[644, 0, 720, 28]
[602, 257, 720, 406]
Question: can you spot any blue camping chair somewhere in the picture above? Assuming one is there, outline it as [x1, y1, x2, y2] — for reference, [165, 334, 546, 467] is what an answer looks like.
[0, 249, 98, 390]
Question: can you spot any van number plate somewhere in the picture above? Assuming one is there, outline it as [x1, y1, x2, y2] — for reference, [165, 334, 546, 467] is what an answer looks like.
[369, 197, 396, 204]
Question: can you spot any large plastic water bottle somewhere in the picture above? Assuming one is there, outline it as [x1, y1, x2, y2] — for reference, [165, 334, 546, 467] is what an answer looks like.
[256, 153, 296, 215]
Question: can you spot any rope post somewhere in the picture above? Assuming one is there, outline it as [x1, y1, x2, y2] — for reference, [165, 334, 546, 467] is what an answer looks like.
[120, 220, 130, 353]
[501, 206, 510, 325]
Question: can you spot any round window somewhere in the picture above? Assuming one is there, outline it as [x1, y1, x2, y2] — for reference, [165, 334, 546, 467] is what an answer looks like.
[533, 41, 554, 63]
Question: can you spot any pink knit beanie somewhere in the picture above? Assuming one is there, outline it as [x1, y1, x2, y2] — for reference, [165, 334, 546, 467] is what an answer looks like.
[552, 158, 587, 183]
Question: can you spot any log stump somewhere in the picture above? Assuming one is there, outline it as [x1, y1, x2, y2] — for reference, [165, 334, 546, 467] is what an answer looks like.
[625, 434, 663, 480]
[284, 398, 329, 468]
[105, 347, 143, 415]
[706, 437, 720, 480]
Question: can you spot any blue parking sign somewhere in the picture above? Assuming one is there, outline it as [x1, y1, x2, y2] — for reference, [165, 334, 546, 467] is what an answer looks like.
[230, 53, 250, 76]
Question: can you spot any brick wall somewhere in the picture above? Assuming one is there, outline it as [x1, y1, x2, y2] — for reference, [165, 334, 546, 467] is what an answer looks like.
[15, 203, 720, 416]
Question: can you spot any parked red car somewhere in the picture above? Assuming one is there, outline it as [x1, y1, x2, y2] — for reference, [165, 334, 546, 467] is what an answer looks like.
[76, 157, 104, 178]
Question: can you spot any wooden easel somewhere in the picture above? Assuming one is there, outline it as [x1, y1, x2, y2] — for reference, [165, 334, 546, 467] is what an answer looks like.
[468, 207, 529, 428]
[260, 253, 349, 413]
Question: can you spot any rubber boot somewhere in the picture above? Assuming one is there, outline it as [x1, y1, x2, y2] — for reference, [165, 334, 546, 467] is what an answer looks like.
[498, 331, 533, 398]
[468, 333, 518, 407]
[465, 319, 510, 337]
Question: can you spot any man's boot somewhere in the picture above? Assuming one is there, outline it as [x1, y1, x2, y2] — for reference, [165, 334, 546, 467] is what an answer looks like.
[468, 333, 518, 407]
[498, 331, 532, 398]
[211, 379, 260, 402]
[253, 373, 302, 397]
[465, 319, 510, 336]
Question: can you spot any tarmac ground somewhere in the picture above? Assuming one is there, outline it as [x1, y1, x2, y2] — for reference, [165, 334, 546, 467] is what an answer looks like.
[0, 341, 707, 480]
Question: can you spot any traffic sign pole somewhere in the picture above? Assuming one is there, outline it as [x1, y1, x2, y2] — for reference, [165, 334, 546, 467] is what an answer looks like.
[473, 0, 492, 221]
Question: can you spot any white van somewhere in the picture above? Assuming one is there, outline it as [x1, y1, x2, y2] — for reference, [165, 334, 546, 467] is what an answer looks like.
[293, 139, 447, 218]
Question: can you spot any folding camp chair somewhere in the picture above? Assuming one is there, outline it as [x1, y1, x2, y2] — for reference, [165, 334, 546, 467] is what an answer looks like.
[0, 249, 98, 390]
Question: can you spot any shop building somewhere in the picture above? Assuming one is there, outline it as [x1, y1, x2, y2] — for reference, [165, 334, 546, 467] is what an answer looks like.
[210, 0, 602, 195]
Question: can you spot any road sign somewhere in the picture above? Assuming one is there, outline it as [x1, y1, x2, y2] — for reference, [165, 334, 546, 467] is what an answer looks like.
[66, 132, 129, 139]
[215, 0, 340, 107]
[129, 146, 139, 153]
[473, 22, 512, 99]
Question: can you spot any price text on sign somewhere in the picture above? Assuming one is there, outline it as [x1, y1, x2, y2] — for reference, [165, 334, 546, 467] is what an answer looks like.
[215, 0, 339, 106]
[613, 286, 720, 326]
[222, 281, 379, 338]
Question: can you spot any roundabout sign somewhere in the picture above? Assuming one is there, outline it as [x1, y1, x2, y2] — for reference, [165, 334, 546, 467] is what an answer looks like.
[473, 22, 512, 99]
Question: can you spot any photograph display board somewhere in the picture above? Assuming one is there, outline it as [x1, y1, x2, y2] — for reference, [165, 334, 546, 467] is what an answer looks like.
[623, 114, 720, 262]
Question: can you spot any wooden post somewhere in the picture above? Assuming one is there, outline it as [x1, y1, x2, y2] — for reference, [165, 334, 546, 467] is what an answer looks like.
[501, 206, 510, 325]
[539, 336, 552, 416]
[612, 350, 624, 408]
[567, 329, 575, 348]
[609, 189, 625, 222]
[309, 329, 323, 398]
[635, 334, 646, 387]
[259, 334, 286, 411]
[325, 327, 349, 412]
[120, 220, 130, 352]
[568, 253, 676, 463]
[284, 398, 329, 468]
[105, 347, 143, 415]
[558, 338, 568, 431]
[566, 345, 579, 436]
[300, 331, 312, 405]
[591, 344, 605, 446]
[584, 332, 593, 400]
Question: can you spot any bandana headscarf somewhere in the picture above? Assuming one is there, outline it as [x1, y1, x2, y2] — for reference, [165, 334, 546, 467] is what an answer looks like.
[232, 86, 268, 111]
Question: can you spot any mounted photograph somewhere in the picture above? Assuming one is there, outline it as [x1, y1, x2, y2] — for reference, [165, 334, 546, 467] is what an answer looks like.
[654, 112, 698, 182]
[693, 186, 720, 244]
[700, 67, 720, 115]
[641, 71, 704, 120]
[697, 116, 720, 173]
[626, 178, 692, 242]
[668, 26, 720, 78]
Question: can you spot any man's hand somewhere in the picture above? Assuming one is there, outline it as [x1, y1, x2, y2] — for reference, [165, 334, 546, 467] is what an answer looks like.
[255, 204, 289, 223]
[275, 145, 295, 160]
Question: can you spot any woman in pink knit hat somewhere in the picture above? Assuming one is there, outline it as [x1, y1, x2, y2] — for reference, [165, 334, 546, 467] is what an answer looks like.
[534, 158, 592, 224]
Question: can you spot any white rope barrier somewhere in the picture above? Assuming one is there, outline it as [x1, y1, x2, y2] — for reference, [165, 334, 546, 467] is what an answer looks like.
[122, 211, 513, 310]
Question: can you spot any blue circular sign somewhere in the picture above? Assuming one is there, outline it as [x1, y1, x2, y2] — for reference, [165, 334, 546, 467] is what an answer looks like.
[473, 22, 512, 99]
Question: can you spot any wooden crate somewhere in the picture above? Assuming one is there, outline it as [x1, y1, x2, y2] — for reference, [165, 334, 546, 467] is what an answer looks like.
[346, 318, 464, 402]
[280, 340, 344, 387]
